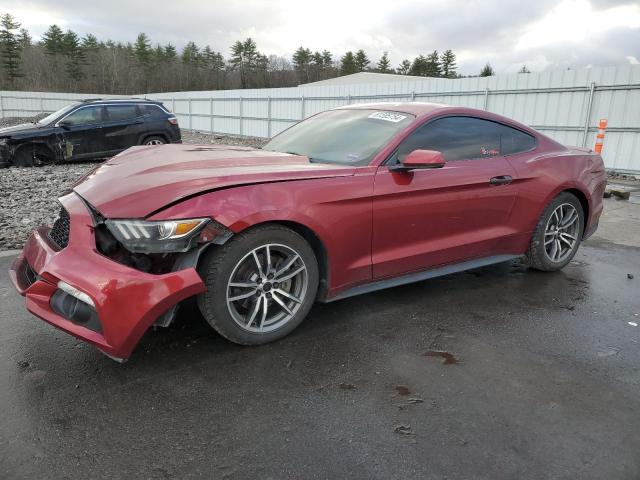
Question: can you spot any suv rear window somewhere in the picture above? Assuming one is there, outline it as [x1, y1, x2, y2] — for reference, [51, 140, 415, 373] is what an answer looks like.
[106, 105, 139, 121]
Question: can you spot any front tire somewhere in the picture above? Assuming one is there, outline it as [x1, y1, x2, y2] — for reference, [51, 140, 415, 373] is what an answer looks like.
[197, 225, 319, 345]
[14, 145, 54, 167]
[525, 192, 584, 271]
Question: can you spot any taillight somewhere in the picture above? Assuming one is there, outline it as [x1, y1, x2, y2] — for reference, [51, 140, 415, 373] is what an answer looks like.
[168, 117, 178, 125]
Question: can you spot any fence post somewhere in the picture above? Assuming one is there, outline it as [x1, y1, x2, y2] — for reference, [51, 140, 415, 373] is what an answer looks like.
[172, 97, 176, 114]
[267, 96, 272, 138]
[346, 94, 351, 105]
[582, 82, 596, 147]
[300, 95, 305, 120]
[483, 88, 490, 110]
[188, 98, 192, 130]
[239, 97, 243, 136]
[411, 91, 416, 101]
[0, 93, 3, 118]
[210, 97, 214, 133]
[40, 97, 45, 114]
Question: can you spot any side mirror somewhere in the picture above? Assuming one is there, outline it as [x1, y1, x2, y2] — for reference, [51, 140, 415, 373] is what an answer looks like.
[390, 149, 446, 171]
[58, 120, 72, 129]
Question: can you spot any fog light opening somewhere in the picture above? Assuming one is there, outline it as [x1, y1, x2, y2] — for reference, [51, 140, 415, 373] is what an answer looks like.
[57, 281, 95, 307]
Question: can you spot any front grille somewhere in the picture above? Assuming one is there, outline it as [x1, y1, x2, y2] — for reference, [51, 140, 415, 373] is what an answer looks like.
[48, 208, 70, 249]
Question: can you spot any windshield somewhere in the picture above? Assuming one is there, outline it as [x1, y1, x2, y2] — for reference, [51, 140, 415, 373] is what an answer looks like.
[263, 109, 415, 165]
[37, 103, 80, 125]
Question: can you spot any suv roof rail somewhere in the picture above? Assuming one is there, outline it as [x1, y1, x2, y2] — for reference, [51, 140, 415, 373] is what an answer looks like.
[81, 98, 103, 102]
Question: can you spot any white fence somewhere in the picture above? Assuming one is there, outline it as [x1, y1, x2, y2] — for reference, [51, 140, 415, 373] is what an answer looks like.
[2, 65, 640, 172]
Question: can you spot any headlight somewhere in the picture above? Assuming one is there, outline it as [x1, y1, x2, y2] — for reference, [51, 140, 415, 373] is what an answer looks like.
[105, 218, 226, 253]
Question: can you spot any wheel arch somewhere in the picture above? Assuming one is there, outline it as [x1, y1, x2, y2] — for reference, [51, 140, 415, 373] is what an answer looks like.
[139, 132, 168, 145]
[534, 184, 591, 237]
[13, 141, 56, 161]
[563, 187, 589, 232]
[199, 219, 331, 301]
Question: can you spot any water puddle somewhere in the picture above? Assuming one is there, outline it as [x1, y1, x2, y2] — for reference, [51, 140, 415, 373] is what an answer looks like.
[423, 350, 459, 365]
[395, 385, 411, 396]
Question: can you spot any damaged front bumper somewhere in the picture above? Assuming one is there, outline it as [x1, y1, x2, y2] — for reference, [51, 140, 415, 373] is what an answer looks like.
[8, 192, 206, 361]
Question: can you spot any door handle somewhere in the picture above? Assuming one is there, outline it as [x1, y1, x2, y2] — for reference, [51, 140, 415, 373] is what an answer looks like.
[489, 175, 512, 186]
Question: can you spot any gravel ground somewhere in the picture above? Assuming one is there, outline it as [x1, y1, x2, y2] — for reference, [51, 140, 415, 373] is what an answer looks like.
[0, 116, 266, 250]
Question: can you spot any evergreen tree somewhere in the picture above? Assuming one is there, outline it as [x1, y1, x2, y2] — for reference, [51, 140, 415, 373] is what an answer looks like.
[376, 51, 392, 73]
[440, 50, 456, 78]
[354, 49, 370, 72]
[480, 63, 494, 76]
[397, 59, 411, 75]
[133, 33, 152, 68]
[81, 34, 99, 50]
[229, 38, 260, 88]
[41, 24, 65, 55]
[164, 44, 177, 59]
[425, 50, 441, 77]
[292, 46, 312, 83]
[62, 30, 85, 81]
[339, 51, 357, 75]
[321, 50, 332, 67]
[312, 51, 323, 67]
[409, 55, 428, 76]
[182, 41, 200, 66]
[17, 28, 31, 48]
[0, 14, 22, 86]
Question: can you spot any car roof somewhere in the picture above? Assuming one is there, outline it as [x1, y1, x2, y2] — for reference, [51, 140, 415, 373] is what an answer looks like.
[80, 98, 163, 105]
[335, 101, 547, 137]
[334, 101, 451, 117]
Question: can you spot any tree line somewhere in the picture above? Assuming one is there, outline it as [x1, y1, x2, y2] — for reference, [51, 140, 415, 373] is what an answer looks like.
[0, 13, 521, 94]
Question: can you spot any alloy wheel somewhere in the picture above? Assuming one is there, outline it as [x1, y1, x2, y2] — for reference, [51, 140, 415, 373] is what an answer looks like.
[544, 203, 579, 263]
[226, 243, 308, 333]
[145, 139, 165, 145]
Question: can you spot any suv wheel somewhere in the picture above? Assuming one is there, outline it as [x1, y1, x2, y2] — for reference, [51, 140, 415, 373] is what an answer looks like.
[14, 145, 54, 167]
[143, 136, 166, 146]
[197, 225, 319, 345]
[525, 192, 584, 271]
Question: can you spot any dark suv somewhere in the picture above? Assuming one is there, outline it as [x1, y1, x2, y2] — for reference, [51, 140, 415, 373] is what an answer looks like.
[0, 99, 181, 167]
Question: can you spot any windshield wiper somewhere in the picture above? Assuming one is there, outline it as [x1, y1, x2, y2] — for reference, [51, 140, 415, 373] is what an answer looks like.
[283, 151, 320, 163]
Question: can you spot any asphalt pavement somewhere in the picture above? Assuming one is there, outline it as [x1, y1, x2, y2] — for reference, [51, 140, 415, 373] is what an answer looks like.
[1, 197, 639, 479]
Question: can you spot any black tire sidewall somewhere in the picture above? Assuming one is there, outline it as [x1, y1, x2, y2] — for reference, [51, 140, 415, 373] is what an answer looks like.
[197, 225, 319, 345]
[529, 192, 584, 271]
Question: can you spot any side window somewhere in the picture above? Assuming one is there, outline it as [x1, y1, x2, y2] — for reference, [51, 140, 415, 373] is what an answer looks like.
[142, 104, 167, 119]
[396, 116, 535, 162]
[62, 106, 103, 126]
[106, 105, 139, 121]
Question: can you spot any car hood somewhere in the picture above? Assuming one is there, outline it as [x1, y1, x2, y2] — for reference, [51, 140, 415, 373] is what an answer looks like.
[73, 144, 356, 218]
[0, 123, 41, 137]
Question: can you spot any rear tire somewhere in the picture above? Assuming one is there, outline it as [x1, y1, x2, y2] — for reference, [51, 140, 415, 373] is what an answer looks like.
[197, 225, 319, 345]
[142, 136, 166, 146]
[525, 192, 584, 271]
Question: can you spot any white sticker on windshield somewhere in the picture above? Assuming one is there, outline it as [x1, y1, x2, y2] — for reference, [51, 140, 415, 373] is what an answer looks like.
[368, 111, 407, 123]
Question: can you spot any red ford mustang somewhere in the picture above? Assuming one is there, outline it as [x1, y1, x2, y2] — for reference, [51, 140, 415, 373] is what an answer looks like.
[9, 103, 606, 361]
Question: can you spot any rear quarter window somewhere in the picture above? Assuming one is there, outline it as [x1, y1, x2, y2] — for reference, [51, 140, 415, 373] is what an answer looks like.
[142, 104, 168, 119]
[500, 127, 536, 155]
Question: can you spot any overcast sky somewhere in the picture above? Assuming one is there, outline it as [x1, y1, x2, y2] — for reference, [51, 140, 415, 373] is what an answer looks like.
[4, 0, 640, 74]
